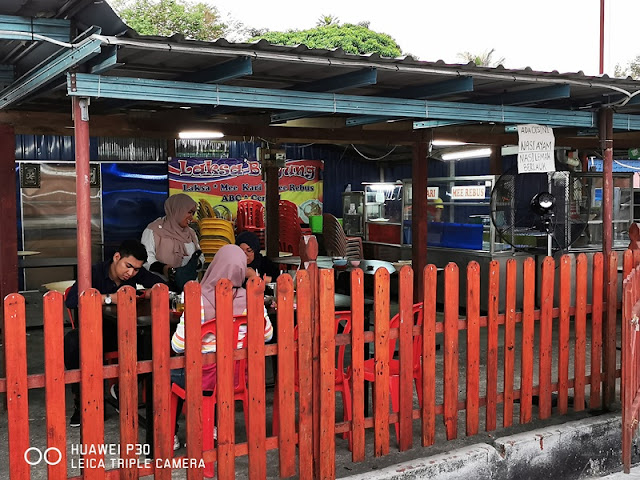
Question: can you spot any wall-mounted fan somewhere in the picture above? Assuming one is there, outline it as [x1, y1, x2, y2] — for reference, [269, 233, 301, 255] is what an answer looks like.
[490, 167, 591, 256]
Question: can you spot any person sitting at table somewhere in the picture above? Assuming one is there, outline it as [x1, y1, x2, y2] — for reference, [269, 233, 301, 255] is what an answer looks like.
[236, 231, 280, 286]
[63, 239, 167, 428]
[141, 193, 205, 292]
[170, 243, 273, 450]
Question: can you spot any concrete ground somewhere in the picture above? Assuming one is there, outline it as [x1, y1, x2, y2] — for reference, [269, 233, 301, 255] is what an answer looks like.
[1, 290, 638, 479]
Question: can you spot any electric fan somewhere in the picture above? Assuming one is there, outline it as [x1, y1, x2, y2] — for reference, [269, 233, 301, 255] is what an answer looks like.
[490, 167, 591, 256]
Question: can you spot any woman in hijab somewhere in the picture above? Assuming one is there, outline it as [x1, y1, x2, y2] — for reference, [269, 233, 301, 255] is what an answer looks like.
[141, 193, 204, 288]
[170, 244, 273, 450]
[236, 231, 280, 285]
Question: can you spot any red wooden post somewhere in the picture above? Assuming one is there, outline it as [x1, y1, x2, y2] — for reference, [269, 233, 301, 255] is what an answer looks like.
[558, 255, 571, 414]
[503, 259, 516, 427]
[412, 141, 428, 303]
[398, 266, 414, 451]
[43, 291, 68, 480]
[373, 268, 390, 456]
[624, 249, 633, 280]
[604, 251, 618, 406]
[539, 257, 555, 419]
[216, 278, 236, 479]
[520, 258, 535, 424]
[276, 274, 296, 477]
[318, 270, 336, 479]
[350, 268, 366, 461]
[466, 262, 480, 436]
[183, 281, 203, 480]
[443, 263, 459, 440]
[590, 253, 604, 409]
[72, 95, 93, 296]
[247, 277, 267, 479]
[486, 261, 499, 431]
[4, 294, 30, 479]
[622, 277, 632, 472]
[574, 254, 588, 411]
[296, 271, 313, 478]
[150, 284, 172, 480]
[117, 286, 139, 480]
[422, 265, 437, 446]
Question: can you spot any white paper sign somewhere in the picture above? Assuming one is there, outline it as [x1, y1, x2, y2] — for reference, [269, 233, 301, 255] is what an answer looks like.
[451, 185, 486, 200]
[427, 186, 439, 199]
[517, 124, 555, 173]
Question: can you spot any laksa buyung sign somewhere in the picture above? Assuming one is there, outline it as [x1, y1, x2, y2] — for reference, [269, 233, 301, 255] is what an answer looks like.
[169, 157, 324, 222]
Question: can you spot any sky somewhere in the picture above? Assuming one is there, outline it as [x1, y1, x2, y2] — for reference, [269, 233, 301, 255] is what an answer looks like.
[203, 0, 640, 76]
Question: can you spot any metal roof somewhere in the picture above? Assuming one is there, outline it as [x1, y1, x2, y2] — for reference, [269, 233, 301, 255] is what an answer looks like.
[2, 0, 640, 149]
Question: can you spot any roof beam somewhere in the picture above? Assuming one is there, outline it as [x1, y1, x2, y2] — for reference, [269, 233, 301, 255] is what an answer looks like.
[0, 36, 102, 109]
[270, 68, 378, 123]
[68, 73, 609, 128]
[88, 46, 120, 74]
[346, 76, 474, 126]
[0, 65, 14, 86]
[178, 56, 252, 83]
[480, 84, 571, 105]
[0, 15, 71, 43]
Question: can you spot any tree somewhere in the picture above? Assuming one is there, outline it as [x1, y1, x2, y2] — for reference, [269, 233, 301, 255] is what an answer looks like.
[250, 21, 402, 58]
[109, 0, 227, 41]
[457, 48, 505, 67]
[615, 56, 640, 79]
[316, 14, 340, 27]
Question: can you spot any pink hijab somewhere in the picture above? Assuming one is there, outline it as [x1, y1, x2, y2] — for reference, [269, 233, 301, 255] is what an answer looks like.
[200, 244, 248, 319]
[148, 194, 199, 268]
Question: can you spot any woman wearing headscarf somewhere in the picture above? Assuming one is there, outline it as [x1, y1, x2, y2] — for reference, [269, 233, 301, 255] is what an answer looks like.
[141, 193, 204, 290]
[235, 231, 280, 285]
[170, 244, 273, 450]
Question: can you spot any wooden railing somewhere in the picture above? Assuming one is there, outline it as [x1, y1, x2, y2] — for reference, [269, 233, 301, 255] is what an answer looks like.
[0, 252, 622, 479]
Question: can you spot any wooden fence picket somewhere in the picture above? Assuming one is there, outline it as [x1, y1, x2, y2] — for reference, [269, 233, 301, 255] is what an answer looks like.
[373, 268, 390, 456]
[574, 254, 587, 412]
[558, 255, 571, 414]
[350, 268, 366, 461]
[605, 251, 618, 406]
[465, 262, 480, 436]
[486, 261, 499, 431]
[520, 257, 535, 424]
[422, 265, 437, 446]
[539, 257, 555, 420]
[318, 270, 336, 479]
[503, 259, 516, 427]
[443, 263, 459, 440]
[590, 253, 604, 409]
[398, 266, 414, 451]
[295, 270, 313, 479]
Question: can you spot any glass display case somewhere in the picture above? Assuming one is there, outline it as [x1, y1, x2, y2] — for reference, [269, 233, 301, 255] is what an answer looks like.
[363, 182, 404, 244]
[402, 175, 503, 252]
[570, 172, 635, 250]
[341, 191, 364, 236]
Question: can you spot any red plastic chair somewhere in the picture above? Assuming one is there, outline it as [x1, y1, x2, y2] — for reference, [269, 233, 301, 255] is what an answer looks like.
[170, 316, 249, 478]
[357, 303, 424, 442]
[272, 311, 353, 449]
[63, 286, 76, 329]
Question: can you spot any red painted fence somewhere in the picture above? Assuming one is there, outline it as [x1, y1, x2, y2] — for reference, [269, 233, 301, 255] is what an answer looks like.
[1, 252, 623, 479]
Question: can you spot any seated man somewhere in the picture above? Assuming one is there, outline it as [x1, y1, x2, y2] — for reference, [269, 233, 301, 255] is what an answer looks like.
[64, 239, 166, 427]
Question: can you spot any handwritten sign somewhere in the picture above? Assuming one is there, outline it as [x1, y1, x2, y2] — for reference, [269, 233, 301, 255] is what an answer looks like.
[517, 124, 555, 173]
[451, 185, 486, 200]
[427, 186, 439, 199]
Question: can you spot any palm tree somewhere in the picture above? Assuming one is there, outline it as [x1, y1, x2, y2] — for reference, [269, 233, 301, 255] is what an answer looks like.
[457, 48, 505, 67]
[316, 14, 339, 27]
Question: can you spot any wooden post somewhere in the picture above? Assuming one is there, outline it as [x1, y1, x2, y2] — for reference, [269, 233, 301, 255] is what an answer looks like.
[599, 107, 616, 406]
[73, 95, 92, 296]
[412, 141, 428, 303]
[264, 145, 281, 258]
[0, 123, 17, 410]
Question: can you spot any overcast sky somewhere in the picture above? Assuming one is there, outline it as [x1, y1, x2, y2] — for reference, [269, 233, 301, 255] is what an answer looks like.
[203, 0, 640, 76]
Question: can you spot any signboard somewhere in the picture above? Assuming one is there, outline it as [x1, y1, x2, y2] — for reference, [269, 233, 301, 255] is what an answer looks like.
[451, 185, 486, 200]
[427, 186, 439, 199]
[168, 157, 323, 222]
[517, 124, 555, 173]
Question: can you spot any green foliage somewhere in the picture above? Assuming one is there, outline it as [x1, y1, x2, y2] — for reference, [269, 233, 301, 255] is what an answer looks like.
[615, 56, 640, 79]
[110, 0, 227, 41]
[457, 48, 505, 67]
[250, 23, 402, 58]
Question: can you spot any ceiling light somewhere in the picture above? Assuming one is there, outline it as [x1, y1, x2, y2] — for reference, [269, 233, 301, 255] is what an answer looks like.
[441, 148, 492, 161]
[178, 130, 224, 139]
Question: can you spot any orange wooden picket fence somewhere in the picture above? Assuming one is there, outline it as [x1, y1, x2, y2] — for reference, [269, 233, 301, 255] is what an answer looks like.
[0, 252, 623, 479]
[622, 249, 640, 473]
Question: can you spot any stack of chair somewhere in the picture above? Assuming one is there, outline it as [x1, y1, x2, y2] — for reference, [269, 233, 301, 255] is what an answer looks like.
[199, 218, 235, 262]
[323, 213, 363, 259]
[236, 199, 266, 250]
[279, 200, 303, 255]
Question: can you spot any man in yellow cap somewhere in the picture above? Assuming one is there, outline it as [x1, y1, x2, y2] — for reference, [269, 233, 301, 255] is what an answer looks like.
[427, 197, 444, 222]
